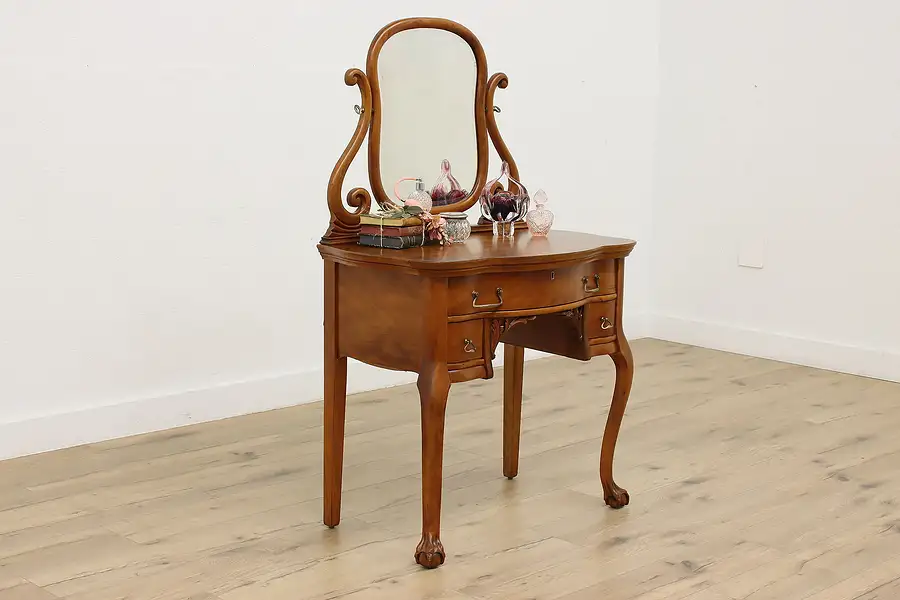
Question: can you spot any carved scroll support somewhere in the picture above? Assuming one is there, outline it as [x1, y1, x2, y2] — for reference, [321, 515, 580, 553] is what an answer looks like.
[486, 73, 520, 195]
[561, 307, 585, 340]
[489, 316, 536, 359]
[475, 72, 524, 230]
[321, 69, 375, 246]
[322, 35, 525, 241]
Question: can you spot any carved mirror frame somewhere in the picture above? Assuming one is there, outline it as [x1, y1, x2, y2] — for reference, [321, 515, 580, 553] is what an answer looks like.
[321, 17, 521, 245]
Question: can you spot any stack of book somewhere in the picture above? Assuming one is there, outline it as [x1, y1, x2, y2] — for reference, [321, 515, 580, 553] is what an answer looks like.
[358, 213, 428, 249]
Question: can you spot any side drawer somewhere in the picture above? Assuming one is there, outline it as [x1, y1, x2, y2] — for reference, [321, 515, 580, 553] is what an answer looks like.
[447, 320, 484, 365]
[584, 299, 617, 340]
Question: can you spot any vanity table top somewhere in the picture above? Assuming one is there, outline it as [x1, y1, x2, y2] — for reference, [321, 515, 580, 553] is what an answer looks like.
[318, 230, 636, 276]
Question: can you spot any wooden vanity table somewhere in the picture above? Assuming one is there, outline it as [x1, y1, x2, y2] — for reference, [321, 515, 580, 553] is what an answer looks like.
[318, 17, 636, 569]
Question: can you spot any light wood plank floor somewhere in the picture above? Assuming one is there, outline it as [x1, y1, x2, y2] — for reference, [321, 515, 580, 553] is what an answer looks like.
[2, 339, 900, 599]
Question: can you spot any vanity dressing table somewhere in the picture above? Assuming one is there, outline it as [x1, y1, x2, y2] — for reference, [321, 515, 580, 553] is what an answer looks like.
[317, 17, 636, 569]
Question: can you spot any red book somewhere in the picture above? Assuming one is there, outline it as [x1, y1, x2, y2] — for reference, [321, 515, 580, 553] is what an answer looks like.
[359, 224, 424, 237]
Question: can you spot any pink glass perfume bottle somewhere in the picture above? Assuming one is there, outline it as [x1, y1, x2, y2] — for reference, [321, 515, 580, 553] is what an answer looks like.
[526, 189, 554, 236]
[393, 177, 433, 212]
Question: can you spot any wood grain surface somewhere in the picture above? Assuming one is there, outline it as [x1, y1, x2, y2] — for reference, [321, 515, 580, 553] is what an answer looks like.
[319, 230, 635, 276]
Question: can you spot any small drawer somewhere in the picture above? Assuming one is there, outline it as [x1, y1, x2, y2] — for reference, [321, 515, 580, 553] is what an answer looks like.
[585, 299, 617, 340]
[447, 320, 484, 364]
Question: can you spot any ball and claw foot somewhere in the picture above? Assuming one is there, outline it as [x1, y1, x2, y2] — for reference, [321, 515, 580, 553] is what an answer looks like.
[415, 533, 445, 569]
[603, 483, 630, 509]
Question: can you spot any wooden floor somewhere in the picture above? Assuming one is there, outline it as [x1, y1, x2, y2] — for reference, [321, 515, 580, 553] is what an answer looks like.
[2, 340, 900, 600]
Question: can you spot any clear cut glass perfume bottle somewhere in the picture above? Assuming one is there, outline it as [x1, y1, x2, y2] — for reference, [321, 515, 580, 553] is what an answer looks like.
[526, 189, 554, 236]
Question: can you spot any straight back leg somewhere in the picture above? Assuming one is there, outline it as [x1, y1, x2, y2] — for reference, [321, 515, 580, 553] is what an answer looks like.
[323, 260, 348, 527]
[503, 343, 525, 479]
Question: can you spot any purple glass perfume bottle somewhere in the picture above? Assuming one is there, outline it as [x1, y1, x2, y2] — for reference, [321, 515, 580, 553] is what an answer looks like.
[478, 161, 529, 238]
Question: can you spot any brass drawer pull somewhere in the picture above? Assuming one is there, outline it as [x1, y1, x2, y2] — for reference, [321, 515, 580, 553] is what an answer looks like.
[472, 287, 503, 309]
[583, 274, 601, 293]
[600, 316, 613, 330]
[463, 338, 477, 353]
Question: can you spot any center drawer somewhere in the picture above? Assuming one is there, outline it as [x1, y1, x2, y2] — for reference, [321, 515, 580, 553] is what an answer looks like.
[448, 259, 615, 316]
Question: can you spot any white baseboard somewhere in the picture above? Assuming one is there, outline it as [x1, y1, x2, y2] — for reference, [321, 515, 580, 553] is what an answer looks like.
[0, 361, 445, 461]
[0, 369, 317, 462]
[624, 309, 651, 341]
[0, 314, 651, 461]
[650, 313, 900, 384]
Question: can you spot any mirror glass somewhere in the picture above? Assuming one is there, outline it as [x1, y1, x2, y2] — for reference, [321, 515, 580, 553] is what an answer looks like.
[377, 29, 478, 208]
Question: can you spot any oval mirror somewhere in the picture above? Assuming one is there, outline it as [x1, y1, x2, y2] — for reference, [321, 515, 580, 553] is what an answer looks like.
[367, 21, 488, 214]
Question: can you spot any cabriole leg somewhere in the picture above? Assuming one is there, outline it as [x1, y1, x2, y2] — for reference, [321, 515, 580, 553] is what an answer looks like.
[415, 364, 451, 568]
[600, 336, 633, 508]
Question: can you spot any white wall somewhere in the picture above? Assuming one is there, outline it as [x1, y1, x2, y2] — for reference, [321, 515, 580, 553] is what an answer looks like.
[0, 1, 658, 459]
[650, 1, 900, 382]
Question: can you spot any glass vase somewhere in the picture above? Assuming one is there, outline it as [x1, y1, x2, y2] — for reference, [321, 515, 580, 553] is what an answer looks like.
[430, 159, 468, 208]
[442, 212, 471, 243]
[494, 221, 515, 238]
[478, 161, 529, 237]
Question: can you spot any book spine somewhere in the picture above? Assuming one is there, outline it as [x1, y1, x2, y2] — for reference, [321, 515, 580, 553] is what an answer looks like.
[358, 234, 427, 249]
[359, 225, 424, 237]
[359, 216, 423, 227]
